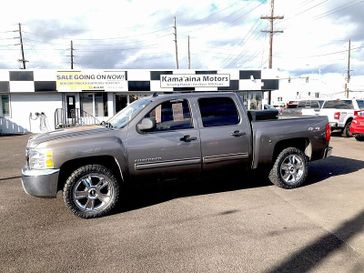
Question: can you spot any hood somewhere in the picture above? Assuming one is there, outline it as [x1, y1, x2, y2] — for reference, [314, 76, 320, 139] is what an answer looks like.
[27, 125, 111, 148]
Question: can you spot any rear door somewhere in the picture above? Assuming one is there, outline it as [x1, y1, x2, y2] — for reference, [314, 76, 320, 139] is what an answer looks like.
[196, 95, 252, 171]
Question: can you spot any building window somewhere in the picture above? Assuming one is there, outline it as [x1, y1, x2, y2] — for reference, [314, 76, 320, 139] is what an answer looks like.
[1, 95, 10, 117]
[115, 94, 127, 113]
[237, 91, 263, 110]
[315, 92, 320, 98]
[80, 93, 108, 117]
[277, 97, 283, 102]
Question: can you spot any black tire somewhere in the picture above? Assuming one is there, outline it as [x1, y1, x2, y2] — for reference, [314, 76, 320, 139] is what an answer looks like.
[342, 121, 352, 137]
[355, 135, 364, 141]
[268, 147, 308, 189]
[63, 164, 120, 218]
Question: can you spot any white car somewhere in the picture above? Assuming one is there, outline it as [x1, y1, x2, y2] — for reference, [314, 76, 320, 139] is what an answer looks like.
[319, 99, 364, 137]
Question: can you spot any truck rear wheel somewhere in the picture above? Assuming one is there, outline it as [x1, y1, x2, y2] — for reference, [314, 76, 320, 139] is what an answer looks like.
[63, 164, 120, 218]
[269, 147, 308, 189]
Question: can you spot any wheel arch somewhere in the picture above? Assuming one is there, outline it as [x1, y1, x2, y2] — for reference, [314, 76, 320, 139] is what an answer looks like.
[273, 138, 311, 162]
[57, 156, 124, 191]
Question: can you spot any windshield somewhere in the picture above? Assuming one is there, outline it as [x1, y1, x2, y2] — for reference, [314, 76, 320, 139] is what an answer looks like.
[108, 97, 152, 128]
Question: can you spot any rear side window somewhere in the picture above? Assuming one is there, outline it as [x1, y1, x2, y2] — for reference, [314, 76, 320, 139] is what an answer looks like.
[357, 100, 364, 109]
[198, 97, 240, 127]
[322, 100, 353, 109]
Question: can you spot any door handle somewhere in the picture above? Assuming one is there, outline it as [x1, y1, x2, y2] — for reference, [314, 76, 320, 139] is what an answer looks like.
[180, 135, 197, 142]
[231, 130, 246, 137]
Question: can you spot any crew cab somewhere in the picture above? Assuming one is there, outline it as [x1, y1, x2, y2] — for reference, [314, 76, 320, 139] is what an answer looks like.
[319, 99, 364, 137]
[21, 92, 332, 218]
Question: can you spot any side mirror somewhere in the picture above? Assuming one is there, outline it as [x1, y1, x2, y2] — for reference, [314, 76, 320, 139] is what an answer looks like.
[137, 118, 155, 131]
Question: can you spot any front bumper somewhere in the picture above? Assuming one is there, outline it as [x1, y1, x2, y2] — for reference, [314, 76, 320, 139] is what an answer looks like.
[21, 168, 60, 198]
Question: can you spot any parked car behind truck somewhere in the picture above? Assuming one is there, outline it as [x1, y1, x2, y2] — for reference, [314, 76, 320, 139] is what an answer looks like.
[281, 99, 325, 117]
[350, 111, 364, 141]
[319, 99, 364, 137]
[21, 92, 332, 218]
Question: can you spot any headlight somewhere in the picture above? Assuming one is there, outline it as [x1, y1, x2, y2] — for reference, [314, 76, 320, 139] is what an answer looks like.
[28, 149, 54, 169]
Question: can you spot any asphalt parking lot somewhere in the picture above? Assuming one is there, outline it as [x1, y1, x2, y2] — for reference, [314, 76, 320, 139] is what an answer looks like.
[0, 134, 364, 273]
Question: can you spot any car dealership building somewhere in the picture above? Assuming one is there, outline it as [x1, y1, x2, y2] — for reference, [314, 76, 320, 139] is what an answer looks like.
[0, 69, 279, 134]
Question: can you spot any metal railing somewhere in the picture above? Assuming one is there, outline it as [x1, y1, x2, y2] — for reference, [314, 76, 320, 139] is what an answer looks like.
[54, 108, 100, 129]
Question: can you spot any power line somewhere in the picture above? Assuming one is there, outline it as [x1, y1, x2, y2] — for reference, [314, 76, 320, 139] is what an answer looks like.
[313, 0, 364, 20]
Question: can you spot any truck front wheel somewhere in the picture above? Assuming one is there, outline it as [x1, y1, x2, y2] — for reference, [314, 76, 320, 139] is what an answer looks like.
[269, 147, 308, 189]
[63, 164, 120, 218]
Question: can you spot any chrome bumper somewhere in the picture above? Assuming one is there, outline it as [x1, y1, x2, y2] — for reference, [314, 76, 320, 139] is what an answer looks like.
[21, 168, 60, 198]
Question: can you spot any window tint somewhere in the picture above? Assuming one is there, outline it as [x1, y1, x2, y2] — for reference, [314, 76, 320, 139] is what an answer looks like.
[199, 97, 239, 127]
[143, 99, 192, 132]
[357, 100, 364, 109]
[310, 101, 322, 109]
[323, 100, 353, 109]
[297, 101, 307, 108]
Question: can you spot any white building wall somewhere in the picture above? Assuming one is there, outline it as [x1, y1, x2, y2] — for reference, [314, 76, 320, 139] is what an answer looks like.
[8, 93, 63, 134]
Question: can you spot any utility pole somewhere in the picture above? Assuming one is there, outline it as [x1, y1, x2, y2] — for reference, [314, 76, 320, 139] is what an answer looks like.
[173, 17, 179, 69]
[261, 0, 283, 103]
[17, 23, 28, 69]
[345, 39, 351, 98]
[188, 35, 191, 69]
[70, 40, 74, 69]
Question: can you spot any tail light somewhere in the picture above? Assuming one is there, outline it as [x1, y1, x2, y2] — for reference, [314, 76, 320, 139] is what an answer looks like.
[354, 110, 364, 117]
[334, 112, 340, 120]
[325, 123, 331, 142]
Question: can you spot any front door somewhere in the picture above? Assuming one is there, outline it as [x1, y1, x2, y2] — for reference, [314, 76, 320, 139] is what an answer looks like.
[66, 95, 76, 119]
[126, 98, 201, 179]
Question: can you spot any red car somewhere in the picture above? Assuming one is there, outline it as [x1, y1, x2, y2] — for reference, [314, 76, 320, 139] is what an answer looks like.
[350, 111, 364, 141]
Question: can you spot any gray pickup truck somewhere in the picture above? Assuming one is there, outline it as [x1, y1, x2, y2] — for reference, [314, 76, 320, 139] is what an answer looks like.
[22, 92, 332, 218]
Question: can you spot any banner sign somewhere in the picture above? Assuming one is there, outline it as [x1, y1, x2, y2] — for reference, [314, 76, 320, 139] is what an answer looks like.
[56, 70, 127, 92]
[160, 74, 230, 88]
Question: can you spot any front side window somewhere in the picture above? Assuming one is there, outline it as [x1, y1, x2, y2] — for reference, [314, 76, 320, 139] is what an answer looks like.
[141, 99, 192, 132]
[1, 95, 10, 117]
[199, 97, 240, 127]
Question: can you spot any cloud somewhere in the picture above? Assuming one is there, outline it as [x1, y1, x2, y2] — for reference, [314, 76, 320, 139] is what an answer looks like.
[26, 19, 87, 42]
[0, 0, 363, 81]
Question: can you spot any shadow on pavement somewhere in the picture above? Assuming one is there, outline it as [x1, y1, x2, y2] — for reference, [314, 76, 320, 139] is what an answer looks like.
[114, 155, 364, 215]
[114, 170, 270, 214]
[307, 156, 364, 186]
[265, 210, 364, 273]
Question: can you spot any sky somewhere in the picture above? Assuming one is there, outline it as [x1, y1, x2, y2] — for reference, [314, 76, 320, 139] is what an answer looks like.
[0, 0, 364, 88]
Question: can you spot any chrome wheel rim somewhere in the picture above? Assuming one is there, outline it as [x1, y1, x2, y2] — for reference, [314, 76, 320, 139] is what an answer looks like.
[73, 173, 114, 212]
[280, 154, 304, 184]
